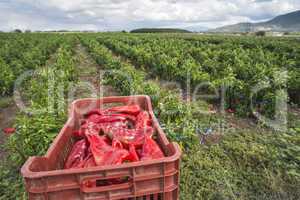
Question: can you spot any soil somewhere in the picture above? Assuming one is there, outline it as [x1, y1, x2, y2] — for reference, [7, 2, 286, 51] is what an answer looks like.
[0, 99, 17, 159]
[73, 44, 119, 99]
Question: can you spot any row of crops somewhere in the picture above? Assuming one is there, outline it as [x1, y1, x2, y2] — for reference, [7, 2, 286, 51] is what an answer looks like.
[97, 33, 300, 117]
[79, 34, 300, 199]
[0, 33, 64, 96]
[0, 33, 299, 199]
[0, 34, 78, 198]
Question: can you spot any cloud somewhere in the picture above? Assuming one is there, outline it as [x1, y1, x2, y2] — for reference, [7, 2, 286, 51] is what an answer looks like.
[1, 0, 299, 31]
[254, 0, 274, 2]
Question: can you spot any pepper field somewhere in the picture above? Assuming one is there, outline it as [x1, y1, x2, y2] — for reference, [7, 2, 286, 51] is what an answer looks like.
[0, 32, 299, 199]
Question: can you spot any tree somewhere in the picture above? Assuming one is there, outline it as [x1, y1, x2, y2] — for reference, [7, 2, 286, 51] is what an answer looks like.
[255, 31, 266, 37]
[14, 29, 22, 33]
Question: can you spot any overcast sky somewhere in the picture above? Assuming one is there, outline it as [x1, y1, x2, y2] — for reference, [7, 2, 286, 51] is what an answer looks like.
[1, 0, 300, 31]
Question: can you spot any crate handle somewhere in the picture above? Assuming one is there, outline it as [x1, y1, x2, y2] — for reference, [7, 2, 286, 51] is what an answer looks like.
[80, 174, 133, 194]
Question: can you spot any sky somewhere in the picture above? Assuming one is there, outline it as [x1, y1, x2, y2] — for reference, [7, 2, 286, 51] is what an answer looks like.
[1, 0, 300, 31]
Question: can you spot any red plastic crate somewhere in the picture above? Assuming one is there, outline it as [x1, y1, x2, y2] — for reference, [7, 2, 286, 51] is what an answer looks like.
[21, 95, 181, 200]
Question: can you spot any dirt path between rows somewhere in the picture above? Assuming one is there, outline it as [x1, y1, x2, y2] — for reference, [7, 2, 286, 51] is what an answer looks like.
[0, 52, 59, 160]
[73, 43, 119, 99]
[0, 99, 17, 159]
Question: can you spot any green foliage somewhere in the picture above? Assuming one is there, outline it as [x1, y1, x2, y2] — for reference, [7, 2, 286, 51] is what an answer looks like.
[7, 43, 77, 161]
[6, 113, 66, 165]
[0, 33, 299, 199]
[0, 96, 12, 109]
[0, 162, 25, 199]
[0, 58, 14, 95]
[80, 33, 300, 200]
[255, 31, 266, 37]
[97, 34, 300, 117]
[0, 35, 77, 199]
[0, 33, 62, 96]
[181, 131, 300, 200]
[130, 28, 191, 33]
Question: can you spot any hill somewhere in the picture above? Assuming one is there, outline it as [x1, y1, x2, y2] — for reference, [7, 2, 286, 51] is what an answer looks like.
[211, 10, 300, 32]
[130, 28, 191, 33]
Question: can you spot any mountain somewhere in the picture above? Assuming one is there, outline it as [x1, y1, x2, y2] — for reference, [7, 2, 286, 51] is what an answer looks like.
[211, 10, 300, 32]
[184, 25, 209, 32]
[130, 28, 191, 33]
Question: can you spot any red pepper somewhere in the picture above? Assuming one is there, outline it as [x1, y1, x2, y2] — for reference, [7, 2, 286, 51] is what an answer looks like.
[87, 113, 136, 125]
[86, 106, 140, 117]
[66, 104, 165, 170]
[82, 155, 97, 168]
[73, 130, 84, 138]
[89, 115, 127, 123]
[100, 121, 128, 136]
[64, 139, 88, 169]
[112, 138, 123, 149]
[86, 114, 102, 123]
[141, 136, 164, 161]
[104, 113, 136, 123]
[86, 134, 129, 166]
[3, 127, 16, 135]
[84, 109, 105, 117]
[81, 152, 97, 188]
[226, 108, 235, 113]
[105, 126, 154, 148]
[79, 121, 102, 136]
[106, 105, 141, 116]
[136, 111, 152, 129]
[126, 145, 139, 162]
[136, 126, 154, 138]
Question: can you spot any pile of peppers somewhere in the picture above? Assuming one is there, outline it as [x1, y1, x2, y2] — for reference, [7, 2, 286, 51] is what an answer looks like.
[64, 105, 164, 169]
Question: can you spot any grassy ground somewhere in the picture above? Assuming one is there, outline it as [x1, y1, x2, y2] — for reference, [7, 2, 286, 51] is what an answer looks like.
[73, 43, 119, 98]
